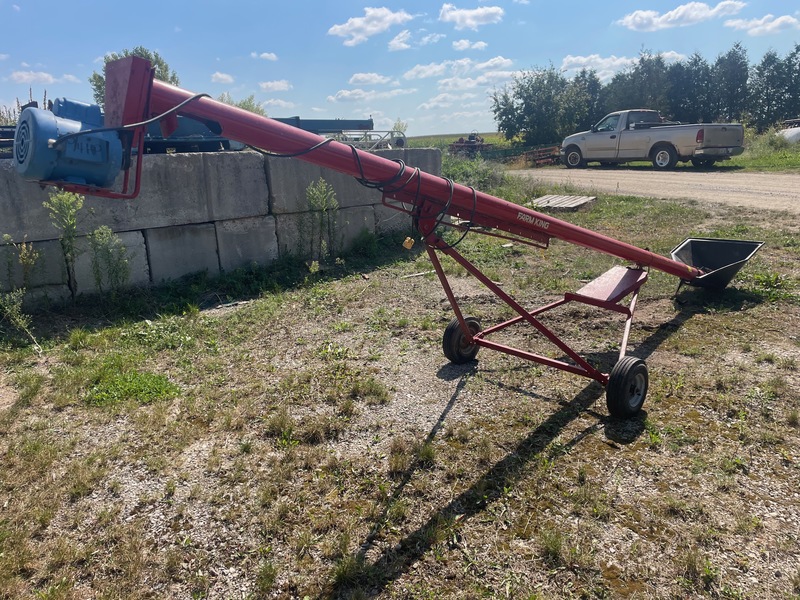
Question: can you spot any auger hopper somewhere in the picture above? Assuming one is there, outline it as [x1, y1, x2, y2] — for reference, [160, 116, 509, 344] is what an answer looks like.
[12, 57, 763, 418]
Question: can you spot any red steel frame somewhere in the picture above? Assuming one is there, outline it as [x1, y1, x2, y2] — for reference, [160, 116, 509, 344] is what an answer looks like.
[70, 57, 709, 387]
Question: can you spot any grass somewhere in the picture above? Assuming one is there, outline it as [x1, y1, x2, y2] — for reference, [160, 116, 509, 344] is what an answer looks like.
[0, 155, 799, 598]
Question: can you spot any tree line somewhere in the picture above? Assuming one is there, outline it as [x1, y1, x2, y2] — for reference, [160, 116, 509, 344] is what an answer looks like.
[491, 42, 800, 147]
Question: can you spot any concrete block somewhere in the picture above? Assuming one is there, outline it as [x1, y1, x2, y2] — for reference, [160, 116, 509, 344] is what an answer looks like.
[0, 239, 64, 292]
[273, 213, 308, 258]
[215, 216, 279, 272]
[317, 167, 378, 210]
[334, 206, 376, 253]
[274, 207, 374, 259]
[74, 230, 150, 295]
[0, 159, 59, 242]
[23, 284, 72, 309]
[404, 148, 442, 176]
[66, 152, 213, 237]
[145, 224, 220, 282]
[202, 151, 270, 221]
[265, 156, 323, 214]
[374, 149, 406, 163]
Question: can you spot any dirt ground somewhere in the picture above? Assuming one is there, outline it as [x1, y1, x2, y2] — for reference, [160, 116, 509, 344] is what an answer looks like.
[518, 167, 800, 215]
[2, 166, 799, 598]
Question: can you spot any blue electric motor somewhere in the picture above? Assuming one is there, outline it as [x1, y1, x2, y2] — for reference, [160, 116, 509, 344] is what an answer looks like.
[14, 98, 124, 188]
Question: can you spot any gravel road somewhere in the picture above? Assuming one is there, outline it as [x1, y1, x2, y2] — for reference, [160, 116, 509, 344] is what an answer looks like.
[517, 167, 800, 214]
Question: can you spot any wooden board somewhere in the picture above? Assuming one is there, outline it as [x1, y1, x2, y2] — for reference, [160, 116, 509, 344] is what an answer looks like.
[533, 195, 596, 211]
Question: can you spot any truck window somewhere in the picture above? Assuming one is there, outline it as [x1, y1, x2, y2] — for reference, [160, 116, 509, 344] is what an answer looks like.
[628, 111, 661, 129]
[595, 114, 620, 132]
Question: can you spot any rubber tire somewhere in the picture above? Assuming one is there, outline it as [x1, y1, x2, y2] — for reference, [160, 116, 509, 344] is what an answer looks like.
[651, 145, 678, 170]
[442, 317, 481, 364]
[606, 356, 648, 418]
[564, 146, 585, 169]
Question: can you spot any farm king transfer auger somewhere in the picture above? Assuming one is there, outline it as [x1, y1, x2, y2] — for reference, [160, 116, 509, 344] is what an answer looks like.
[12, 57, 763, 418]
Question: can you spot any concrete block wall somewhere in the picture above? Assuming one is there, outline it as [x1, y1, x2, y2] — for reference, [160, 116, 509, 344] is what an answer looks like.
[0, 147, 440, 297]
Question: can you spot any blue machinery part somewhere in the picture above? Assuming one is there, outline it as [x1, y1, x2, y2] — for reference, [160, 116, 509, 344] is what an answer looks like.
[14, 99, 124, 188]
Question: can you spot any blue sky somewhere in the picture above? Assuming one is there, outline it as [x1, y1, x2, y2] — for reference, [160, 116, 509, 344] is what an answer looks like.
[1, 1, 799, 135]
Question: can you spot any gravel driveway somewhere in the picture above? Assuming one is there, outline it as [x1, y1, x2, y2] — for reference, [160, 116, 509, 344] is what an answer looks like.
[517, 167, 800, 214]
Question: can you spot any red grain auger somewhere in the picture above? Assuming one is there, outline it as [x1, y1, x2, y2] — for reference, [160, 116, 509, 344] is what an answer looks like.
[12, 57, 763, 418]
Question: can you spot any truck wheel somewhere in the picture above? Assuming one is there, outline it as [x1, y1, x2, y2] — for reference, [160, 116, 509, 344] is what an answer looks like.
[651, 145, 677, 170]
[606, 356, 648, 418]
[442, 317, 481, 364]
[564, 146, 585, 169]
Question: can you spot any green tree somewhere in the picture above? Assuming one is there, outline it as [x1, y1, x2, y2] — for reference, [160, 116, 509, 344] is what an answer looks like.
[89, 46, 179, 108]
[783, 43, 800, 122]
[665, 53, 713, 123]
[563, 68, 603, 132]
[217, 92, 267, 116]
[748, 50, 788, 131]
[601, 51, 671, 116]
[712, 42, 749, 121]
[491, 65, 570, 145]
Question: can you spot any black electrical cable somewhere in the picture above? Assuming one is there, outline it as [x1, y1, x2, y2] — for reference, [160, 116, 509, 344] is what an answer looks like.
[51, 93, 212, 148]
[246, 137, 334, 158]
[343, 144, 478, 250]
[433, 184, 478, 250]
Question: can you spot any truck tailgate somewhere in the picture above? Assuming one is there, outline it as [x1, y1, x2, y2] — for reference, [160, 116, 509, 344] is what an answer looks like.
[702, 124, 743, 148]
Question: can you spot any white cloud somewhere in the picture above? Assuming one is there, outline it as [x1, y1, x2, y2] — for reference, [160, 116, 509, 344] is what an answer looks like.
[349, 72, 393, 86]
[420, 33, 446, 45]
[724, 14, 800, 35]
[251, 52, 278, 61]
[617, 1, 745, 31]
[453, 39, 488, 51]
[439, 3, 504, 31]
[561, 54, 637, 81]
[405, 58, 477, 80]
[417, 92, 477, 110]
[174, 26, 182, 33]
[418, 93, 456, 110]
[0, 54, 9, 61]
[660, 51, 688, 63]
[259, 79, 292, 92]
[9, 71, 80, 85]
[327, 87, 417, 103]
[12, 4, 20, 11]
[404, 56, 504, 80]
[513, 0, 530, 4]
[404, 61, 451, 80]
[475, 56, 512, 70]
[389, 30, 412, 51]
[560, 52, 685, 82]
[262, 99, 296, 109]
[438, 71, 513, 91]
[211, 72, 234, 84]
[328, 7, 414, 46]
[436, 109, 490, 124]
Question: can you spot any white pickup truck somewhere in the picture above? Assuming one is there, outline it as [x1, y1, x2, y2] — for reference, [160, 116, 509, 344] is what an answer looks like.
[560, 109, 744, 170]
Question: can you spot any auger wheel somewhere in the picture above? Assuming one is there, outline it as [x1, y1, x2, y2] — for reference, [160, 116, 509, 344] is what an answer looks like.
[606, 356, 648, 418]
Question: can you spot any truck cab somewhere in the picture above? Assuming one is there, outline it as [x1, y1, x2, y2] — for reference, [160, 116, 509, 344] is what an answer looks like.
[582, 110, 664, 162]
